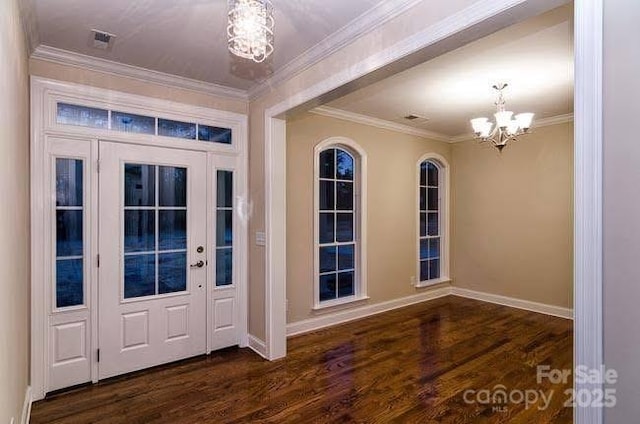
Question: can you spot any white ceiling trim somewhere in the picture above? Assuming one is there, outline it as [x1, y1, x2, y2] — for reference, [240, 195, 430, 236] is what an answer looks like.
[312, 106, 574, 144]
[448, 113, 575, 143]
[18, 0, 39, 55]
[31, 45, 249, 101]
[311, 106, 452, 142]
[247, 0, 425, 100]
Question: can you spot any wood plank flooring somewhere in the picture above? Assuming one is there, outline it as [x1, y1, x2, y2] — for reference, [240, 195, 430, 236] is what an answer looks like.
[31, 296, 573, 423]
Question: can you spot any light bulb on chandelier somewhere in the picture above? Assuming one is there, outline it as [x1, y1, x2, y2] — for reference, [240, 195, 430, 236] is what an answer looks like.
[227, 0, 274, 63]
[470, 83, 534, 151]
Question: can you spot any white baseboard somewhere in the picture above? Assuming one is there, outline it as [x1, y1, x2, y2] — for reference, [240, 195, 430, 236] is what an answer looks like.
[247, 334, 268, 359]
[287, 286, 452, 337]
[21, 386, 32, 424]
[451, 287, 574, 319]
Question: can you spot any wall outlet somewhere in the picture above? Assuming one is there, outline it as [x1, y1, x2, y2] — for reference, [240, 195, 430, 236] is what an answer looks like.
[255, 231, 266, 246]
[410, 276, 416, 286]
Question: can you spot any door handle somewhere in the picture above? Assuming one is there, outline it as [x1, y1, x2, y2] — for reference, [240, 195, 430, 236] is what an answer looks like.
[190, 260, 205, 268]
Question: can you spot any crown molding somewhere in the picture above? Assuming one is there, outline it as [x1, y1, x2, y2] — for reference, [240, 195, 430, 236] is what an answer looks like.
[312, 106, 574, 144]
[247, 0, 425, 100]
[18, 0, 39, 55]
[31, 45, 249, 101]
[449, 112, 575, 143]
[311, 106, 452, 142]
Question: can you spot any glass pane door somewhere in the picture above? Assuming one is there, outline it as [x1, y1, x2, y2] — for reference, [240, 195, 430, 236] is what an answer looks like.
[55, 158, 85, 308]
[215, 170, 233, 286]
[123, 163, 188, 298]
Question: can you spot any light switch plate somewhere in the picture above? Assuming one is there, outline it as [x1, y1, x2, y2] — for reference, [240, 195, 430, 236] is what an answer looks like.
[255, 231, 266, 246]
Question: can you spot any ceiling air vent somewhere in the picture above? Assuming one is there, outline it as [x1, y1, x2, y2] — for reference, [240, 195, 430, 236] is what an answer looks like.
[402, 114, 430, 126]
[90, 29, 116, 50]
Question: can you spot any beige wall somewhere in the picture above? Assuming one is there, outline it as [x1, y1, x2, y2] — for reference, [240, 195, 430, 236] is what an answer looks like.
[248, 0, 482, 339]
[0, 0, 31, 421]
[286, 113, 451, 323]
[29, 59, 248, 115]
[452, 122, 573, 308]
[603, 0, 640, 421]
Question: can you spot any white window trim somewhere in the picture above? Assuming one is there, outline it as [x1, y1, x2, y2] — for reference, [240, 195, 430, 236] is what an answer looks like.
[313, 137, 368, 310]
[415, 153, 450, 288]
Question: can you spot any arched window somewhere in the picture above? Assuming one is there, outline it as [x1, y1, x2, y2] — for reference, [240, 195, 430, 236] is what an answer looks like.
[314, 138, 367, 308]
[418, 155, 449, 285]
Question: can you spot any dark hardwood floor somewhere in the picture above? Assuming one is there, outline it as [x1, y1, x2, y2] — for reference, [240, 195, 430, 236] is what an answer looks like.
[31, 296, 573, 423]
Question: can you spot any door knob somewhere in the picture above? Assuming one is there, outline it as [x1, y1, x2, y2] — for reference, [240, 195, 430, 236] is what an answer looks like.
[190, 260, 205, 268]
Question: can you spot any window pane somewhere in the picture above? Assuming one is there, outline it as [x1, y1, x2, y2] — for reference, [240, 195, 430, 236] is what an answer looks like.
[319, 274, 336, 301]
[420, 187, 427, 211]
[319, 246, 336, 273]
[420, 260, 429, 281]
[159, 210, 187, 250]
[158, 252, 187, 293]
[319, 180, 334, 211]
[56, 259, 83, 308]
[158, 118, 196, 140]
[124, 210, 155, 253]
[56, 159, 83, 207]
[319, 213, 335, 244]
[427, 213, 439, 236]
[338, 271, 355, 297]
[428, 188, 439, 211]
[336, 182, 353, 210]
[216, 248, 233, 286]
[56, 103, 108, 129]
[124, 254, 156, 298]
[159, 166, 187, 207]
[216, 210, 233, 247]
[56, 210, 83, 257]
[217, 171, 233, 208]
[429, 259, 440, 280]
[319, 149, 335, 179]
[420, 239, 428, 260]
[198, 125, 232, 144]
[125, 164, 155, 207]
[427, 162, 439, 186]
[428, 238, 440, 259]
[338, 244, 354, 271]
[111, 111, 155, 134]
[336, 150, 354, 180]
[420, 162, 427, 186]
[336, 213, 353, 242]
[420, 212, 427, 237]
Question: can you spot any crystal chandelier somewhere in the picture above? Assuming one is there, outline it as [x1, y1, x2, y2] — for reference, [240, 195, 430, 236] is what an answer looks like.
[227, 0, 274, 63]
[470, 84, 534, 151]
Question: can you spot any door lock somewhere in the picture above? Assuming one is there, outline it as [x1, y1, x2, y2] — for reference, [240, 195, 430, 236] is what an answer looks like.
[190, 260, 205, 268]
[197, 246, 204, 253]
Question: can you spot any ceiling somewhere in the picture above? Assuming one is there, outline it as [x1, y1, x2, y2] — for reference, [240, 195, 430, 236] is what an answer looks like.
[324, 4, 574, 138]
[33, 0, 395, 91]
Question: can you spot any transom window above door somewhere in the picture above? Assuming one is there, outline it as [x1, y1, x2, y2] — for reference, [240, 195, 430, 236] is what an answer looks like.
[56, 102, 233, 145]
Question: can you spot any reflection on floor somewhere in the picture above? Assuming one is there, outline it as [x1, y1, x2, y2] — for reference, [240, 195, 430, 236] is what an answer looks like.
[31, 296, 573, 423]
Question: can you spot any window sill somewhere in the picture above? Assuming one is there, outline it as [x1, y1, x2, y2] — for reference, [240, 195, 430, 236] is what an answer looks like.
[312, 295, 370, 313]
[415, 277, 451, 289]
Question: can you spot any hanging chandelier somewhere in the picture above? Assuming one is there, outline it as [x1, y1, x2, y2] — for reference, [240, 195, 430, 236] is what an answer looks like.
[470, 84, 534, 151]
[227, 0, 274, 63]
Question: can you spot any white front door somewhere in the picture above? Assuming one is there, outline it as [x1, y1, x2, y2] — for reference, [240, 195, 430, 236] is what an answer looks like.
[98, 142, 208, 379]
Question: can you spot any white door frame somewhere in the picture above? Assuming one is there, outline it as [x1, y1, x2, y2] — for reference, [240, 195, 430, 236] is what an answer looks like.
[30, 77, 249, 400]
[264, 0, 603, 422]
